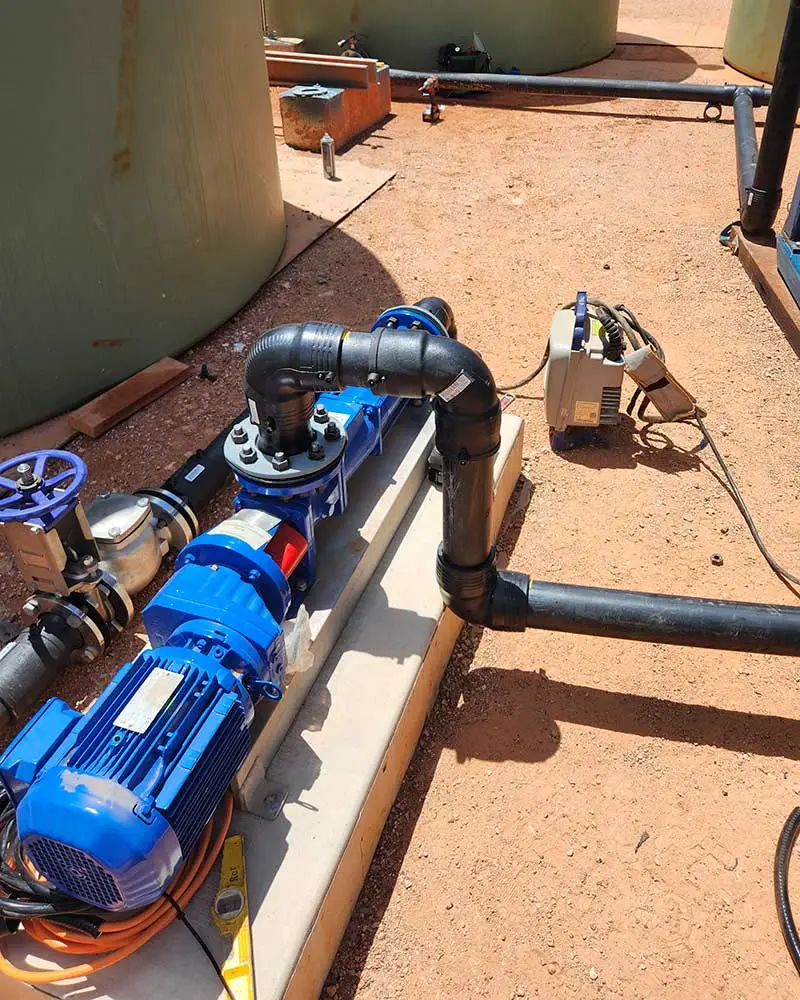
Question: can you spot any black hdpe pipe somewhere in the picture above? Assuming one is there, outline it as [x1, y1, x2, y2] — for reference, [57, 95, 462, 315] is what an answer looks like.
[390, 67, 772, 108]
[0, 416, 244, 732]
[245, 305, 800, 652]
[736, 0, 800, 235]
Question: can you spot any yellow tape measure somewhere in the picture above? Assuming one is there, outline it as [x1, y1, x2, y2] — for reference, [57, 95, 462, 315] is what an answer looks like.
[212, 835, 255, 1000]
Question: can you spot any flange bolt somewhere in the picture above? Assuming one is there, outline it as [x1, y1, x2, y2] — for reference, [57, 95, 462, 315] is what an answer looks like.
[308, 441, 325, 461]
[232, 424, 248, 444]
[272, 451, 290, 472]
[324, 420, 341, 442]
[313, 404, 329, 424]
[240, 446, 258, 465]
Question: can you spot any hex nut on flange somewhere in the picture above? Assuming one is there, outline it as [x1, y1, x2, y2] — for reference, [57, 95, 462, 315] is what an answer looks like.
[272, 451, 290, 472]
[232, 424, 248, 444]
[240, 446, 258, 465]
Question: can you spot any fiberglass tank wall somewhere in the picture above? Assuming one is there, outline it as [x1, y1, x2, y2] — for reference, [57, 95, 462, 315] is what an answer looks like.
[0, 0, 285, 435]
[267, 0, 620, 74]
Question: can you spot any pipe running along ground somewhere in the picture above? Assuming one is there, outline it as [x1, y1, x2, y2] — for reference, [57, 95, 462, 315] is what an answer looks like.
[245, 315, 800, 653]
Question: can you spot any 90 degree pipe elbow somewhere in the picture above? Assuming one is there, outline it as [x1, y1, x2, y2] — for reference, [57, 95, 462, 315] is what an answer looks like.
[243, 303, 800, 656]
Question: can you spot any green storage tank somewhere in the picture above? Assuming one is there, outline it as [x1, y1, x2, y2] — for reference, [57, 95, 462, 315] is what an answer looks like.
[724, 0, 791, 83]
[267, 0, 620, 75]
[0, 1, 285, 435]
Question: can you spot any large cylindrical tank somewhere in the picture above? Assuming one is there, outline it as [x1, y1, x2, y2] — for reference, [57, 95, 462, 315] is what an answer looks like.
[724, 0, 791, 82]
[267, 0, 620, 75]
[0, 1, 285, 435]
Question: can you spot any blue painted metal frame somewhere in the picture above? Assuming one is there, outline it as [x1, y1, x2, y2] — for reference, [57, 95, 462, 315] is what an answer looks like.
[778, 171, 800, 307]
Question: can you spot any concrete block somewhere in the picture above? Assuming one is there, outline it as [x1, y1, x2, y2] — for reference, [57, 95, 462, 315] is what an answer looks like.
[263, 36, 304, 53]
[280, 66, 391, 151]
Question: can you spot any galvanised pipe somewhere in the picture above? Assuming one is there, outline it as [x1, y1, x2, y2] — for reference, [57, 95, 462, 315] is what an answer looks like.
[390, 68, 772, 108]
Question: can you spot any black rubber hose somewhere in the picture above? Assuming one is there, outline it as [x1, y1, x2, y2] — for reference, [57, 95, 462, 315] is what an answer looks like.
[776, 807, 800, 974]
[160, 410, 247, 513]
[390, 69, 772, 107]
[0, 614, 83, 730]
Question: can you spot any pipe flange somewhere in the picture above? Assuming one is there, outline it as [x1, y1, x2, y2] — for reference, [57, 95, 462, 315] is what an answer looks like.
[98, 572, 134, 636]
[224, 418, 347, 485]
[371, 304, 450, 339]
[21, 594, 106, 662]
[136, 488, 199, 550]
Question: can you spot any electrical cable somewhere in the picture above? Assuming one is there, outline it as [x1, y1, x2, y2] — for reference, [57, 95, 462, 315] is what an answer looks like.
[497, 343, 550, 391]
[688, 413, 800, 591]
[775, 807, 800, 975]
[164, 893, 236, 1000]
[0, 790, 234, 987]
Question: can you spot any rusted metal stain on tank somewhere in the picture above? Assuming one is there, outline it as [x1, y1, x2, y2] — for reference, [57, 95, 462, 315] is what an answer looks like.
[92, 338, 127, 348]
[112, 0, 140, 177]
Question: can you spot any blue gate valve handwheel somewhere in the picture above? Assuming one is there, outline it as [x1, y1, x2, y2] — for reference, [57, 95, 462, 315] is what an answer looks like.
[0, 450, 87, 524]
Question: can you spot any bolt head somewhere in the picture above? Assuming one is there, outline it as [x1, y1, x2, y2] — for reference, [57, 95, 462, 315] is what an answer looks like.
[66, 614, 81, 629]
[272, 451, 290, 472]
[82, 554, 96, 567]
[21, 600, 39, 622]
[313, 404, 329, 424]
[108, 526, 122, 538]
[308, 441, 325, 460]
[324, 420, 341, 442]
[137, 496, 150, 509]
[82, 648, 97, 662]
[232, 424, 248, 444]
[240, 446, 258, 465]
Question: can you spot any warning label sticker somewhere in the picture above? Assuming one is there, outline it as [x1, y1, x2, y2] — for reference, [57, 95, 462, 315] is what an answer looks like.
[573, 400, 601, 425]
[114, 667, 183, 734]
[438, 371, 474, 403]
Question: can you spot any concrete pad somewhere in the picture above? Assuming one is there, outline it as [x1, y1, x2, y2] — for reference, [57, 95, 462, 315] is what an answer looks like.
[2, 414, 524, 1000]
[237, 403, 435, 802]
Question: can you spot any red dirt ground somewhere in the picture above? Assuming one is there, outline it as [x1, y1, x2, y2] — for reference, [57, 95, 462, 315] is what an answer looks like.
[3, 7, 800, 998]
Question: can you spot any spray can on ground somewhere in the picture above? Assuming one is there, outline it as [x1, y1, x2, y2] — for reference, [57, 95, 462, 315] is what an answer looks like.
[321, 132, 336, 180]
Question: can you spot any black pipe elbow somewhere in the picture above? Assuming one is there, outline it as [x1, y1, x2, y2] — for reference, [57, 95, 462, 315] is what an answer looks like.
[437, 548, 529, 631]
[245, 322, 347, 454]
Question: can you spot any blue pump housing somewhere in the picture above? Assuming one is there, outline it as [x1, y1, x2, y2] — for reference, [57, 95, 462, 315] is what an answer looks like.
[0, 302, 449, 912]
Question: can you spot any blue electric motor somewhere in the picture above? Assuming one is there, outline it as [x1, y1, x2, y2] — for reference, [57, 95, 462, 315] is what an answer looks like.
[0, 301, 451, 912]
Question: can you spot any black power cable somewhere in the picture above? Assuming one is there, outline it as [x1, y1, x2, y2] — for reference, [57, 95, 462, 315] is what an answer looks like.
[776, 808, 800, 975]
[164, 894, 236, 1000]
[0, 787, 236, 998]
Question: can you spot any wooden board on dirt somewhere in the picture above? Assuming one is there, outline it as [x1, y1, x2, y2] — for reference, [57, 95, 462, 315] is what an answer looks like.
[738, 231, 800, 358]
[67, 358, 191, 439]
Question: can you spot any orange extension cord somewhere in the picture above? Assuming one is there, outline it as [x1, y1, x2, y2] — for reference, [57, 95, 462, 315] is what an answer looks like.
[0, 790, 234, 986]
